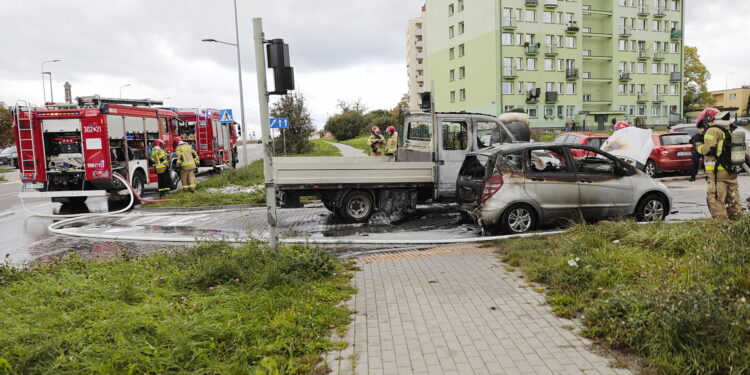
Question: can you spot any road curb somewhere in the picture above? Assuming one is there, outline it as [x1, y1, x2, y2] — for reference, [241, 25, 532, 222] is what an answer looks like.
[135, 204, 264, 212]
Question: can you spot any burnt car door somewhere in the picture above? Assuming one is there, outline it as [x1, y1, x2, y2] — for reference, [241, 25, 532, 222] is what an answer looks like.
[570, 147, 634, 219]
[456, 154, 492, 206]
[522, 147, 580, 221]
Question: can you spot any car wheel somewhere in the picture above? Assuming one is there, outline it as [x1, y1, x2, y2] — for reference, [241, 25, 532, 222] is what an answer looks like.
[338, 190, 374, 223]
[643, 160, 658, 177]
[131, 170, 146, 198]
[500, 204, 538, 234]
[635, 194, 667, 222]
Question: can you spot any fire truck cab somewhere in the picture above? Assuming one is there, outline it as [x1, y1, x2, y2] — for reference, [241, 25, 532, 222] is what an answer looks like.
[12, 96, 182, 203]
[174, 108, 238, 168]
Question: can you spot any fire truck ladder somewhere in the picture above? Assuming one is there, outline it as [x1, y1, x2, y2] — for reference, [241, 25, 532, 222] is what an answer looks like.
[15, 100, 39, 179]
[197, 110, 209, 151]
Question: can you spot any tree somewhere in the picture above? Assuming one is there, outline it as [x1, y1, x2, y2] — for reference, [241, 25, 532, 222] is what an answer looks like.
[335, 98, 368, 115]
[683, 46, 716, 111]
[0, 104, 13, 147]
[389, 93, 410, 129]
[363, 109, 397, 135]
[269, 93, 314, 155]
[324, 111, 366, 141]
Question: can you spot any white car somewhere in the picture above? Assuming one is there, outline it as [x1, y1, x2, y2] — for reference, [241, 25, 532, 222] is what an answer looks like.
[456, 143, 673, 234]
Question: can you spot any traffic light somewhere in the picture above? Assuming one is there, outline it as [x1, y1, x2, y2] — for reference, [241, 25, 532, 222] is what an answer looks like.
[266, 39, 295, 95]
[420, 92, 431, 111]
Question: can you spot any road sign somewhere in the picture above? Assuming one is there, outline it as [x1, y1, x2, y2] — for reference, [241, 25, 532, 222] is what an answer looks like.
[270, 117, 289, 129]
[219, 109, 234, 124]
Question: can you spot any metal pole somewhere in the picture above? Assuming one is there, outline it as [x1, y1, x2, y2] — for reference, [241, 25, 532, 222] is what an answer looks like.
[48, 73, 54, 103]
[233, 0, 249, 166]
[253, 17, 278, 249]
[41, 66, 47, 104]
[283, 128, 287, 156]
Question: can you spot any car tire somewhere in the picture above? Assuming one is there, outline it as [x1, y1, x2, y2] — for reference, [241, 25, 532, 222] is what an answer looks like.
[635, 194, 667, 222]
[643, 160, 658, 177]
[499, 204, 538, 234]
[337, 190, 374, 223]
[169, 163, 180, 190]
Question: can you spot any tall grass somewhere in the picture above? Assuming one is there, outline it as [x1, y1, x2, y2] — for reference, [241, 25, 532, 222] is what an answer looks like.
[497, 218, 750, 374]
[0, 242, 355, 374]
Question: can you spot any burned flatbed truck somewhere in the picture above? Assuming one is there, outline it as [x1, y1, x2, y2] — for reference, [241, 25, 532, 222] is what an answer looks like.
[274, 112, 530, 223]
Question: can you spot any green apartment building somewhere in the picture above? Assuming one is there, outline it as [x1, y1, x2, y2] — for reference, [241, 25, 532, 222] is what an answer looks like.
[425, 0, 684, 130]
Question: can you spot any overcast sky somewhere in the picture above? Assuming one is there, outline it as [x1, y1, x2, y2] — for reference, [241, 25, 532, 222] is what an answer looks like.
[0, 1, 742, 135]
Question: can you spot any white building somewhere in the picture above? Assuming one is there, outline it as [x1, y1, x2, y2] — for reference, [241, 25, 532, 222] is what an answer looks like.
[407, 5, 428, 111]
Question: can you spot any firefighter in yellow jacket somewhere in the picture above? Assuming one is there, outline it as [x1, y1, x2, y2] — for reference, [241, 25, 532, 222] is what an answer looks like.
[694, 108, 743, 220]
[368, 126, 385, 156]
[175, 137, 199, 193]
[385, 125, 398, 161]
[151, 139, 171, 198]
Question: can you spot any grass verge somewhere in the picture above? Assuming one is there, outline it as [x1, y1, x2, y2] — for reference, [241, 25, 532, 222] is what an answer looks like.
[0, 175, 5, 182]
[336, 137, 370, 154]
[299, 139, 342, 157]
[0, 242, 356, 374]
[496, 218, 750, 374]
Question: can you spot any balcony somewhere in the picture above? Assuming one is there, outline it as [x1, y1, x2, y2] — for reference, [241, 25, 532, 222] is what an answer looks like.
[544, 0, 558, 8]
[526, 88, 541, 103]
[525, 44, 540, 55]
[545, 91, 559, 103]
[671, 29, 683, 40]
[566, 68, 579, 80]
[566, 21, 579, 33]
[619, 25, 632, 37]
[545, 44, 558, 56]
[670, 72, 682, 82]
[652, 93, 664, 103]
[653, 4, 666, 17]
[503, 67, 518, 79]
[637, 3, 650, 16]
[638, 49, 651, 60]
[619, 71, 631, 81]
[653, 51, 665, 61]
[525, 0, 538, 6]
[502, 17, 516, 30]
[637, 93, 650, 103]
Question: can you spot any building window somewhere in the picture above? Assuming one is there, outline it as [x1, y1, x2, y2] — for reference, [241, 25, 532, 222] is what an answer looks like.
[525, 10, 536, 22]
[504, 105, 515, 112]
[449, 26, 455, 39]
[565, 36, 576, 48]
[638, 105, 646, 116]
[458, 0, 464, 11]
[545, 106, 555, 119]
[566, 83, 576, 95]
[526, 58, 537, 71]
[730, 93, 738, 100]
[670, 85, 677, 96]
[460, 89, 466, 101]
[502, 33, 513, 46]
[449, 47, 455, 60]
[518, 81, 525, 94]
[566, 105, 575, 119]
[546, 82, 555, 92]
[450, 69, 456, 81]
[618, 39, 627, 51]
[459, 66, 465, 79]
[652, 64, 659, 74]
[543, 11, 553, 23]
[652, 105, 661, 117]
[527, 107, 538, 118]
[618, 84, 626, 95]
[450, 91, 456, 103]
[449, 4, 455, 16]
[458, 22, 465, 35]
[637, 63, 646, 74]
[544, 59, 554, 71]
[516, 57, 524, 70]
[515, 33, 524, 46]
[459, 44, 465, 57]
[502, 82, 513, 95]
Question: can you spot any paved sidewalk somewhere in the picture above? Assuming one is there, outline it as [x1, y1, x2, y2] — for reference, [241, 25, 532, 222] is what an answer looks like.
[326, 141, 368, 157]
[326, 245, 631, 375]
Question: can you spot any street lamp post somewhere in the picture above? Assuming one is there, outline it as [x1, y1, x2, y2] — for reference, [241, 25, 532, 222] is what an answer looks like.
[119, 84, 131, 98]
[41, 59, 61, 104]
[201, 0, 249, 167]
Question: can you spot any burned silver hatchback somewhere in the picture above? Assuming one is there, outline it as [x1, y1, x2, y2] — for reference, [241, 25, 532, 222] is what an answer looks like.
[456, 143, 673, 234]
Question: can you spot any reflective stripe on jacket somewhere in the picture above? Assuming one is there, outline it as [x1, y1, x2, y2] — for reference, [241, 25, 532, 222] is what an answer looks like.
[696, 126, 727, 170]
[176, 144, 199, 168]
[151, 148, 169, 174]
[386, 133, 398, 155]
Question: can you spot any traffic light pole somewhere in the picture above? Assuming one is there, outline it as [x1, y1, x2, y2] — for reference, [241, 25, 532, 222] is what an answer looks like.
[252, 18, 278, 250]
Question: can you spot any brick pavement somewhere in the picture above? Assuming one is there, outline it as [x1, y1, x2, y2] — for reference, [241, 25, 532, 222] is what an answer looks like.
[326, 245, 632, 375]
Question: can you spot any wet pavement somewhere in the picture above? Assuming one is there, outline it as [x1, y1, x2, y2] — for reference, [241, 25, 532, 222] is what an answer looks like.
[3, 175, 749, 265]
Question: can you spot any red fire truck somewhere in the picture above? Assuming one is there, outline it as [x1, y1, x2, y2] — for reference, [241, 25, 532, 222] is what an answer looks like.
[174, 108, 238, 168]
[12, 96, 182, 203]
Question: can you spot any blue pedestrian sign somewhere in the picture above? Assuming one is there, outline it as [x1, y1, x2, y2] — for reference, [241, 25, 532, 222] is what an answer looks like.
[270, 117, 290, 129]
[219, 109, 234, 124]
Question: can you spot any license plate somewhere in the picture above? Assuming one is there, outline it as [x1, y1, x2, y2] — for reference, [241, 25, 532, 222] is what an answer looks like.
[24, 182, 44, 189]
[677, 151, 691, 157]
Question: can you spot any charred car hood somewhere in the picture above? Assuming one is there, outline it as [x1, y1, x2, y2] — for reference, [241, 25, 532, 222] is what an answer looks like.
[600, 127, 654, 167]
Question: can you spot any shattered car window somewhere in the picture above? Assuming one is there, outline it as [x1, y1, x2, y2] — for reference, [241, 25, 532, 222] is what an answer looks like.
[496, 152, 523, 172]
[527, 149, 567, 172]
[571, 148, 617, 174]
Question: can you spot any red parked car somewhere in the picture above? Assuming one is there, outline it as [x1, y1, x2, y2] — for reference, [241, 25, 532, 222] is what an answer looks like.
[643, 132, 693, 177]
[552, 132, 609, 158]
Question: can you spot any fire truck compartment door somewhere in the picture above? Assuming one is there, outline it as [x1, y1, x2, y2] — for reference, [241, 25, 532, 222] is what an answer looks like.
[125, 117, 144, 133]
[145, 118, 158, 132]
[42, 119, 81, 132]
[107, 115, 125, 138]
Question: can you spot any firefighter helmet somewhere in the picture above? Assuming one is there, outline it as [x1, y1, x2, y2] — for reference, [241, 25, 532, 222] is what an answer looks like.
[371, 126, 380, 133]
[174, 136, 183, 144]
[696, 108, 720, 128]
[386, 126, 396, 134]
[614, 121, 630, 130]
[153, 139, 165, 147]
